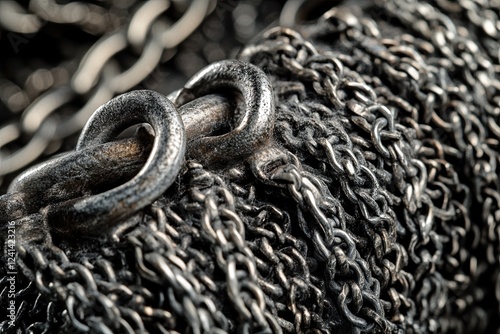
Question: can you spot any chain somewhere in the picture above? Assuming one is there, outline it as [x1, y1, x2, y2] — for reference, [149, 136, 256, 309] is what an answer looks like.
[364, 2, 500, 332]
[237, 1, 500, 330]
[1, 0, 500, 333]
[240, 27, 419, 333]
[0, 0, 125, 35]
[0, 0, 214, 184]
[0, 0, 134, 119]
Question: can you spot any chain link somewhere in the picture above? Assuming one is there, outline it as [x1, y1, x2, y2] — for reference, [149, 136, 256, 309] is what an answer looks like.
[0, 0, 214, 182]
[1, 0, 500, 333]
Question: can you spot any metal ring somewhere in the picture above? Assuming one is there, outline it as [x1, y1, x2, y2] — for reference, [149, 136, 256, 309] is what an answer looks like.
[6, 93, 237, 238]
[45, 90, 186, 235]
[172, 59, 275, 165]
[8, 136, 152, 215]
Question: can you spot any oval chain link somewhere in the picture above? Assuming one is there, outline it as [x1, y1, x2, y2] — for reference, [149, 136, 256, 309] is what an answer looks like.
[0, 0, 214, 181]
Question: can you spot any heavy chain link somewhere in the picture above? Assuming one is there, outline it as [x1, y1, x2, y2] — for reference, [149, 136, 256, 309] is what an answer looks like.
[0, 0, 214, 182]
[1, 0, 500, 333]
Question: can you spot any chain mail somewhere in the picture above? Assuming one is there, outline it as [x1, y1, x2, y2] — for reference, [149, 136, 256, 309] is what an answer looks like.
[1, 0, 500, 333]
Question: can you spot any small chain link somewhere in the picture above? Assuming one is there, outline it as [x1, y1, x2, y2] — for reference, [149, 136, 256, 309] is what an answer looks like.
[1, 0, 500, 333]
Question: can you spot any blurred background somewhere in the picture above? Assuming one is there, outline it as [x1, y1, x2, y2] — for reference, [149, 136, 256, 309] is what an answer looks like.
[0, 0, 300, 192]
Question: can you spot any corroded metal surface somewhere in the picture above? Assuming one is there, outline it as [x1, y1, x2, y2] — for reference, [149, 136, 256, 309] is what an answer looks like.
[1, 1, 500, 334]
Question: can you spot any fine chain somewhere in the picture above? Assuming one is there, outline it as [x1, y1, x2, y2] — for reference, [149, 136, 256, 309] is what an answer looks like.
[368, 2, 500, 332]
[1, 0, 500, 334]
[239, 0, 500, 331]
[240, 26, 423, 333]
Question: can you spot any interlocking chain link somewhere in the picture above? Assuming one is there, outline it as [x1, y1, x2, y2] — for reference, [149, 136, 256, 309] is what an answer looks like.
[0, 0, 122, 35]
[238, 1, 500, 331]
[1, 0, 500, 333]
[0, 0, 214, 182]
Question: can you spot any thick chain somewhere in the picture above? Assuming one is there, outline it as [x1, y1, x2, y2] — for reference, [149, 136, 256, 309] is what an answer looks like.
[1, 0, 500, 333]
[0, 0, 214, 182]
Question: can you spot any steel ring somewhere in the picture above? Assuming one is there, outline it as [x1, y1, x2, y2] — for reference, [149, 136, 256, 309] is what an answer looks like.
[172, 59, 275, 165]
[46, 90, 186, 235]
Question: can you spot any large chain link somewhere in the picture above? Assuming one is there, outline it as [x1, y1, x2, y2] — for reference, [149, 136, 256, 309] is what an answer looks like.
[1, 0, 500, 333]
[0, 0, 214, 183]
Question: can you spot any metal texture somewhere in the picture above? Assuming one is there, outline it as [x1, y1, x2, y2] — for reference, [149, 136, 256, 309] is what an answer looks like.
[173, 59, 275, 165]
[1, 0, 500, 334]
[0, 0, 215, 181]
[45, 90, 186, 237]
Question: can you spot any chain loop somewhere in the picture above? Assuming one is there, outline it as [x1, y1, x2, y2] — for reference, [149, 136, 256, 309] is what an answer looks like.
[0, 0, 215, 182]
[2, 0, 500, 333]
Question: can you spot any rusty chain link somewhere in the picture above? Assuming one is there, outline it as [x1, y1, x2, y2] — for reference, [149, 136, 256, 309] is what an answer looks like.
[1, 0, 500, 333]
[0, 0, 214, 182]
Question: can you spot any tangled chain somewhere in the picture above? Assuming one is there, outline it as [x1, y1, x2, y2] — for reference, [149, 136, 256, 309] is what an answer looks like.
[1, 0, 500, 333]
[238, 0, 500, 331]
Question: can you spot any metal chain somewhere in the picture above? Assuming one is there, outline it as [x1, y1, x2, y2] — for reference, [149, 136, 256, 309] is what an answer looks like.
[0, 0, 134, 121]
[0, 0, 214, 183]
[0, 0, 124, 35]
[362, 2, 500, 332]
[240, 27, 422, 333]
[237, 1, 500, 331]
[1, 0, 500, 333]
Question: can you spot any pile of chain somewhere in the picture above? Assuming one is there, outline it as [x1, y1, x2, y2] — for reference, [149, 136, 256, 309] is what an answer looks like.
[1, 0, 500, 333]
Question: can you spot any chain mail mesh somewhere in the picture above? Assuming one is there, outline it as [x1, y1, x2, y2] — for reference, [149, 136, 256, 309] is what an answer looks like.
[1, 0, 500, 333]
